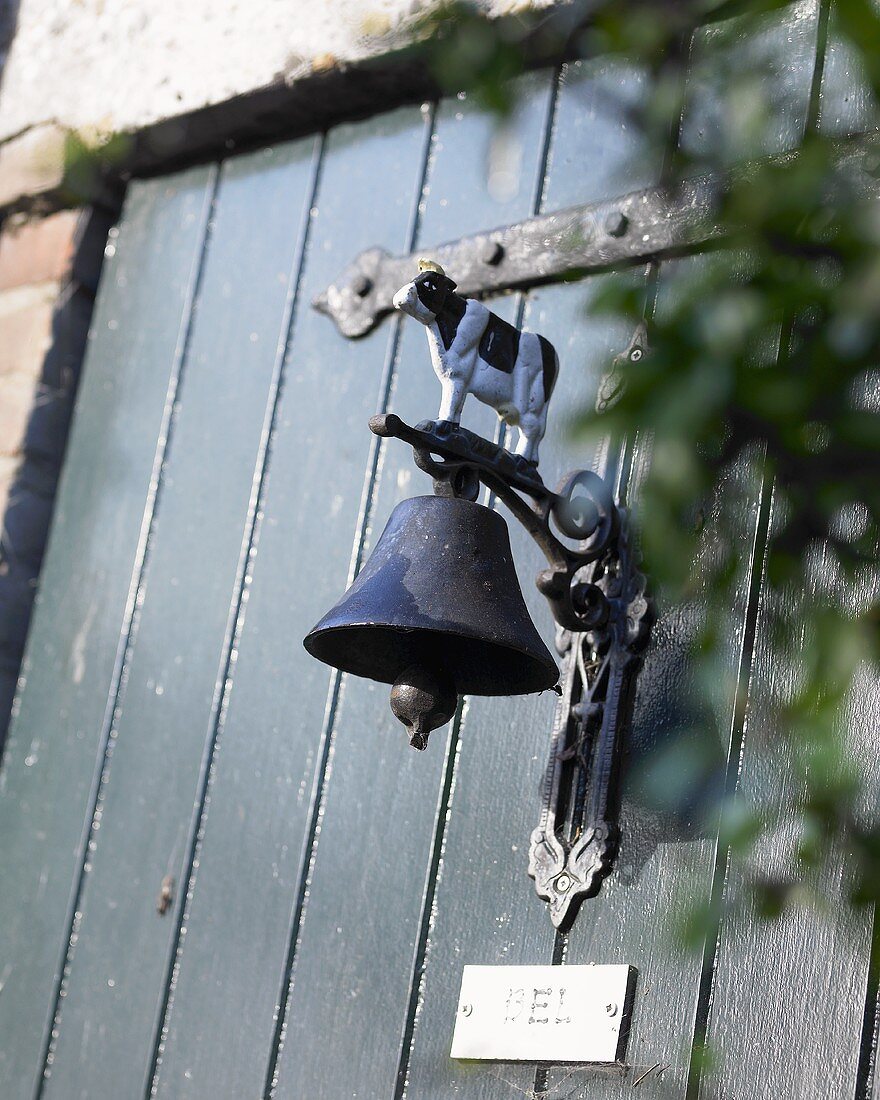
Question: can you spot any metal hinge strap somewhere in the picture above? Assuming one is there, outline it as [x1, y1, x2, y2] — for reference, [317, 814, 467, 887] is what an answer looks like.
[313, 133, 879, 339]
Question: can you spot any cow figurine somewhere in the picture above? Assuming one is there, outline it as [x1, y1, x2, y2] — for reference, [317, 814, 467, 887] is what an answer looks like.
[392, 259, 559, 466]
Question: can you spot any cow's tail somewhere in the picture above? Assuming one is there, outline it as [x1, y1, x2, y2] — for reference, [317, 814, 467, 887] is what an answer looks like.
[537, 335, 559, 404]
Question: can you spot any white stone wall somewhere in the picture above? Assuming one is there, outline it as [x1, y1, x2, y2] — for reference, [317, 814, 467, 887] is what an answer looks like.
[0, 0, 548, 144]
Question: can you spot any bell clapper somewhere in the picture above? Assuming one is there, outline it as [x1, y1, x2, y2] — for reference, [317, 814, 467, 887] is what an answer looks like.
[390, 665, 458, 751]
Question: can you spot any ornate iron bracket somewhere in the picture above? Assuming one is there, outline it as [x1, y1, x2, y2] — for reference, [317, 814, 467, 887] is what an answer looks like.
[371, 413, 654, 925]
[528, 516, 651, 930]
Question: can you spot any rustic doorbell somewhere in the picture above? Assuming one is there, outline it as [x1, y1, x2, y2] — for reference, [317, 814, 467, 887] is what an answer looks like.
[306, 259, 653, 927]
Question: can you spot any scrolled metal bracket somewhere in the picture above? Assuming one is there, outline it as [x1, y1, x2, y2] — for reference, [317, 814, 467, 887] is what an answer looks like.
[528, 515, 652, 929]
[371, 413, 654, 925]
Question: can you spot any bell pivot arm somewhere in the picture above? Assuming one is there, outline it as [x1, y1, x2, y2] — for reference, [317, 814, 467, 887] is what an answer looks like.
[369, 413, 619, 634]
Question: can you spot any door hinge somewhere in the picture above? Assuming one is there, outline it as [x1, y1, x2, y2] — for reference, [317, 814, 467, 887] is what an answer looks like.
[313, 133, 879, 339]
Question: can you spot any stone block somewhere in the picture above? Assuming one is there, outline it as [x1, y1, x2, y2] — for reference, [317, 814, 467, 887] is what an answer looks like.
[0, 282, 58, 379]
[0, 210, 78, 291]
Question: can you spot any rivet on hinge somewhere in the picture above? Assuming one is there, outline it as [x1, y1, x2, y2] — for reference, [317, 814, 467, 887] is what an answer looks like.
[604, 211, 629, 238]
[481, 240, 505, 266]
[353, 273, 373, 298]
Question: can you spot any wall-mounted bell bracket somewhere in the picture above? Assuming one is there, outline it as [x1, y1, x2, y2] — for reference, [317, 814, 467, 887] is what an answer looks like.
[528, 521, 651, 930]
[371, 414, 654, 925]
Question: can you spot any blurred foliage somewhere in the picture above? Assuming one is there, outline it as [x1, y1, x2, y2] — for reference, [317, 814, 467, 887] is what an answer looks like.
[419, 0, 880, 934]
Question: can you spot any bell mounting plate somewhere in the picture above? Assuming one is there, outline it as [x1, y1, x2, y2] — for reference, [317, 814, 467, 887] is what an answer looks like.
[528, 512, 652, 929]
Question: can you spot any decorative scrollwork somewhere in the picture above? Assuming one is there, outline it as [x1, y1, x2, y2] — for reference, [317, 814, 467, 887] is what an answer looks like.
[528, 512, 652, 929]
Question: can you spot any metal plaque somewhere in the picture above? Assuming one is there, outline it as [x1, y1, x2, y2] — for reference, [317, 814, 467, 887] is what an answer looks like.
[450, 964, 636, 1063]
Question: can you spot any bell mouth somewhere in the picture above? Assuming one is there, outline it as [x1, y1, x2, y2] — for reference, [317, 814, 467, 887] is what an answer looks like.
[303, 495, 559, 700]
[304, 623, 558, 697]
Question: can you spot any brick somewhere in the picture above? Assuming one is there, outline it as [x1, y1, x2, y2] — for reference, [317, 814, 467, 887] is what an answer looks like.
[0, 454, 18, 521]
[0, 282, 58, 378]
[0, 210, 78, 292]
[0, 280, 59, 515]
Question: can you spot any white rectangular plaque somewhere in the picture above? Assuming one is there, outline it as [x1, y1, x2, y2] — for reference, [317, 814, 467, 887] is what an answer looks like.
[450, 964, 636, 1064]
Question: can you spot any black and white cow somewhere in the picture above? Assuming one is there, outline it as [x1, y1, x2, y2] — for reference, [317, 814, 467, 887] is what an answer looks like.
[392, 260, 559, 465]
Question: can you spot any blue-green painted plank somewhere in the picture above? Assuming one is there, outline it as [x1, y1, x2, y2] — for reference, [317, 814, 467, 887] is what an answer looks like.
[702, 19, 880, 1095]
[548, 8, 823, 1096]
[679, 0, 820, 166]
[151, 106, 432, 1100]
[271, 72, 557, 1100]
[819, 5, 878, 135]
[700, 501, 880, 1100]
[402, 58, 663, 1100]
[41, 139, 318, 1099]
[555, 262, 766, 1099]
[0, 166, 214, 1100]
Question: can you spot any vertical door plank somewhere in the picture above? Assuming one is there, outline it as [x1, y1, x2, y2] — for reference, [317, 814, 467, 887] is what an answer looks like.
[555, 261, 767, 1100]
[700, 29, 880, 1099]
[40, 139, 319, 1099]
[818, 6, 878, 136]
[679, 0, 821, 166]
[558, 8, 822, 1097]
[271, 73, 556, 1100]
[819, 31, 880, 1099]
[0, 167, 213, 1100]
[151, 107, 431, 1100]
[402, 59, 663, 1100]
[700, 508, 880, 1100]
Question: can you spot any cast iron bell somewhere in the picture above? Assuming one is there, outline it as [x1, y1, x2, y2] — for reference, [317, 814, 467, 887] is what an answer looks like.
[304, 495, 559, 749]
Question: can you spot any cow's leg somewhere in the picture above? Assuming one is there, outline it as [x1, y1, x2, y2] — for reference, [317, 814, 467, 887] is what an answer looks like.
[436, 346, 476, 426]
[514, 370, 549, 464]
[510, 352, 548, 464]
[514, 410, 546, 465]
[437, 376, 467, 425]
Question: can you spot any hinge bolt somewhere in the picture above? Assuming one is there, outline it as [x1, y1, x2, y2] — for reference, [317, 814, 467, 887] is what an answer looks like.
[604, 212, 629, 238]
[481, 240, 505, 266]
[353, 273, 373, 298]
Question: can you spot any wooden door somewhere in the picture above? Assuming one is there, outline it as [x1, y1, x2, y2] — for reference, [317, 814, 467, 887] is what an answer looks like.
[0, 5, 876, 1098]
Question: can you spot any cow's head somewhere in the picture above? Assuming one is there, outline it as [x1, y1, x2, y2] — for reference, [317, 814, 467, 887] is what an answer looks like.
[392, 260, 458, 326]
